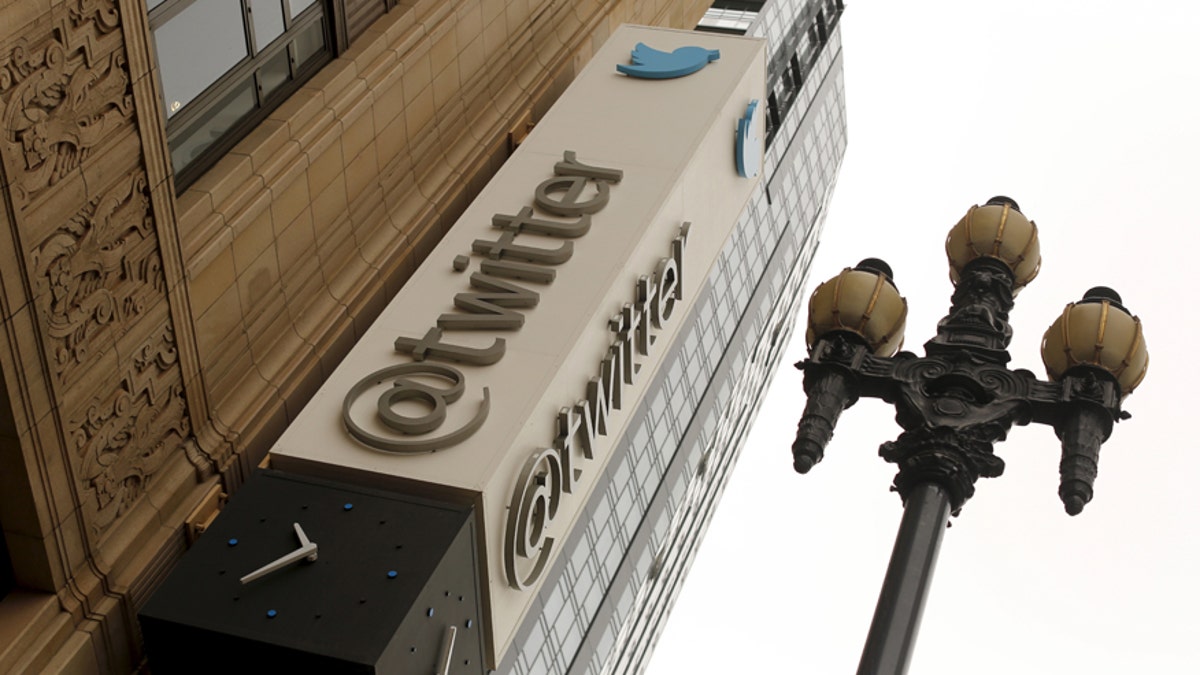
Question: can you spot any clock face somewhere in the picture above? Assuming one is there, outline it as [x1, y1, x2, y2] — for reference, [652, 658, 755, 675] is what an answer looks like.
[139, 470, 486, 674]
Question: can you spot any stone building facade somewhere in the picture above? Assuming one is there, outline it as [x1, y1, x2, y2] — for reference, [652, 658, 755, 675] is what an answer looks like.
[0, 1, 711, 671]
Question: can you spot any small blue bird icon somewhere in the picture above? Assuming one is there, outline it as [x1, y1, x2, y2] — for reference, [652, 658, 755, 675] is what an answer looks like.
[616, 43, 720, 79]
[736, 99, 761, 178]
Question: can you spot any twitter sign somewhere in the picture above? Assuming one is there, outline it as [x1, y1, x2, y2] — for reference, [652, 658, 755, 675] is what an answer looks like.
[616, 43, 720, 79]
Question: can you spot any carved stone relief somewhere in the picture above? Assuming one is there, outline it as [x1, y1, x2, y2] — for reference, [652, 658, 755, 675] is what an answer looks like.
[28, 170, 163, 385]
[69, 321, 190, 537]
[0, 0, 132, 209]
[1, 0, 192, 540]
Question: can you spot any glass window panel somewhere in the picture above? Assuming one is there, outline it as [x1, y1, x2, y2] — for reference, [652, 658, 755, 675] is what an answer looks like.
[258, 47, 290, 100]
[147, 0, 167, 10]
[170, 78, 256, 174]
[289, 0, 319, 19]
[292, 16, 326, 68]
[250, 0, 286, 52]
[155, 1, 247, 117]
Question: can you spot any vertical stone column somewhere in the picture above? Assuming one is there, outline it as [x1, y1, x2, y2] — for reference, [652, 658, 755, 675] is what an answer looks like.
[0, 2, 197, 668]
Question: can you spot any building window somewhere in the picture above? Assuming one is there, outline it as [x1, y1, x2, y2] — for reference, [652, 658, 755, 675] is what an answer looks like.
[149, 0, 333, 190]
[765, 91, 780, 142]
[695, 0, 766, 35]
[761, 0, 844, 149]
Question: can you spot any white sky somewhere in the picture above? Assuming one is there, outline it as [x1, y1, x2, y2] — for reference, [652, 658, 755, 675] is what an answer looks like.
[650, 1, 1200, 672]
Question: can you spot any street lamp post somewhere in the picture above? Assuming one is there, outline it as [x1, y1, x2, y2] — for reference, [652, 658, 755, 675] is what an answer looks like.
[790, 197, 1149, 675]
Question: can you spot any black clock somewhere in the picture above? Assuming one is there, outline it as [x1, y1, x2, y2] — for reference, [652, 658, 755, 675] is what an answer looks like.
[139, 470, 486, 674]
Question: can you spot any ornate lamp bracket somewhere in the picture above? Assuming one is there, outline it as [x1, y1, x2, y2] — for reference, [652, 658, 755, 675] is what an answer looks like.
[1048, 367, 1124, 514]
[794, 256, 1132, 516]
[791, 332, 870, 473]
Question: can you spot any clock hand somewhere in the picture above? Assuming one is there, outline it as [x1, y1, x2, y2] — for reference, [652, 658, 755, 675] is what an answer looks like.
[436, 625, 458, 675]
[240, 524, 319, 585]
[294, 522, 312, 548]
[240, 542, 318, 584]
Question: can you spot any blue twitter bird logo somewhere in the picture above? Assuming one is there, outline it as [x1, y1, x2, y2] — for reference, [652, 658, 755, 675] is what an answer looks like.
[736, 99, 761, 178]
[616, 43, 720, 79]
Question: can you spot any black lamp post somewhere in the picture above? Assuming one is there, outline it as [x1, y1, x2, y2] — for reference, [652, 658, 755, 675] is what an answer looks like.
[791, 197, 1149, 675]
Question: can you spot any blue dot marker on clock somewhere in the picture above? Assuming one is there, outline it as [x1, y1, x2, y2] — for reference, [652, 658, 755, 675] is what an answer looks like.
[267, 609, 277, 618]
[343, 503, 353, 511]
[227, 538, 238, 546]
[387, 570, 397, 579]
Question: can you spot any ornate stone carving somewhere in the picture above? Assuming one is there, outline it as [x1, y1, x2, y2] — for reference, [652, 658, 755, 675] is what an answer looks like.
[28, 169, 162, 383]
[0, 0, 132, 207]
[70, 321, 190, 537]
[0, 1, 194, 539]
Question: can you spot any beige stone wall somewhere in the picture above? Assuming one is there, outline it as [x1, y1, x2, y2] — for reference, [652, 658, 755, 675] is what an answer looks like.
[0, 1, 201, 672]
[0, 0, 710, 671]
[177, 0, 710, 483]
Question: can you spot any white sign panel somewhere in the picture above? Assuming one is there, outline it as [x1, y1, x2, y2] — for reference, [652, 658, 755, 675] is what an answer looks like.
[270, 24, 766, 664]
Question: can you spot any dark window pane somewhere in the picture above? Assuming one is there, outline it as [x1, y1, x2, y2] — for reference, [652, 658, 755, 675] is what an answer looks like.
[250, 0, 287, 52]
[258, 47, 291, 100]
[155, 0, 248, 117]
[289, 0, 319, 19]
[170, 78, 256, 174]
[293, 16, 326, 69]
[158, 1, 333, 190]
